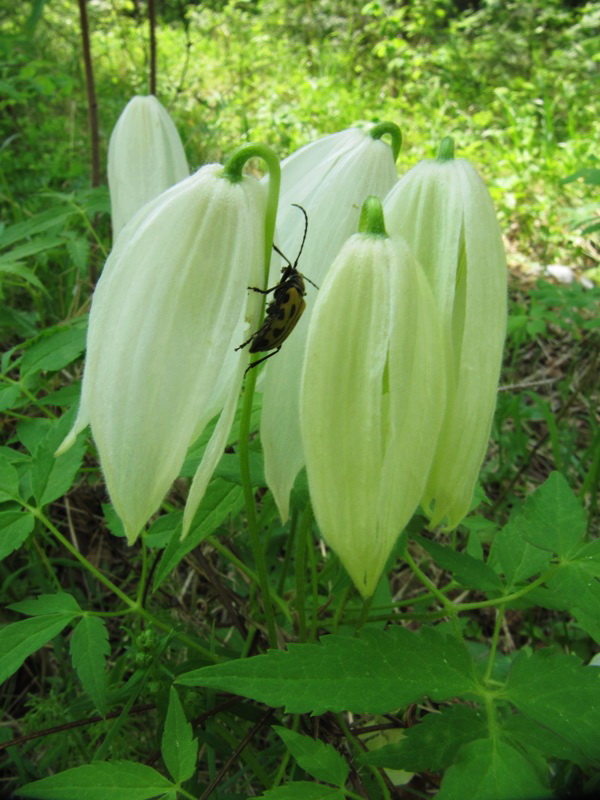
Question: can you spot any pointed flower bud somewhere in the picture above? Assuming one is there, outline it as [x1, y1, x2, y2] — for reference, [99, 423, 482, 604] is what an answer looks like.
[300, 197, 446, 597]
[384, 138, 507, 529]
[59, 158, 272, 544]
[108, 95, 189, 238]
[258, 124, 402, 522]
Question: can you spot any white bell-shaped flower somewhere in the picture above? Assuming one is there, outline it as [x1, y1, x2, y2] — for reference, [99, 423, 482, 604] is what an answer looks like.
[300, 197, 445, 597]
[258, 125, 401, 522]
[58, 164, 266, 544]
[384, 140, 507, 529]
[108, 95, 189, 238]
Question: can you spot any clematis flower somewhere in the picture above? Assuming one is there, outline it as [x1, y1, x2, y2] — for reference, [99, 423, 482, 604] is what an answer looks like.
[108, 95, 189, 238]
[257, 124, 401, 522]
[300, 197, 446, 597]
[58, 160, 269, 544]
[384, 139, 507, 529]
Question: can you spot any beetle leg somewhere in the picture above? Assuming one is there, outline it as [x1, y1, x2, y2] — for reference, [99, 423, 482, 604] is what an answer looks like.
[243, 347, 282, 375]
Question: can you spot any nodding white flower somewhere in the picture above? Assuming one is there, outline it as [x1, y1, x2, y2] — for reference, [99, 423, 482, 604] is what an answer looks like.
[58, 164, 266, 544]
[258, 125, 401, 522]
[384, 140, 507, 529]
[300, 197, 445, 598]
[108, 95, 189, 238]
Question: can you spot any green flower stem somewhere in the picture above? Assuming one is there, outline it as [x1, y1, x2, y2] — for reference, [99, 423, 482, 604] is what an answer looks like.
[31, 504, 218, 662]
[337, 714, 392, 800]
[484, 607, 505, 683]
[295, 508, 310, 641]
[354, 594, 375, 633]
[358, 195, 388, 237]
[208, 536, 291, 620]
[437, 135, 455, 162]
[404, 548, 462, 638]
[369, 121, 402, 162]
[455, 564, 561, 611]
[224, 143, 282, 648]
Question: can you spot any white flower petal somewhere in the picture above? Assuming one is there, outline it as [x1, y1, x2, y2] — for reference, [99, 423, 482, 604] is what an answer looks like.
[259, 129, 399, 521]
[385, 158, 507, 528]
[108, 95, 189, 238]
[69, 164, 265, 543]
[301, 234, 445, 596]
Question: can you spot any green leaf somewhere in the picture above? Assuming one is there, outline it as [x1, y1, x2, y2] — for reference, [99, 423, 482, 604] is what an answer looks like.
[436, 739, 550, 800]
[0, 452, 20, 501]
[0, 383, 23, 411]
[505, 649, 600, 764]
[161, 687, 198, 784]
[414, 535, 502, 592]
[70, 616, 110, 717]
[0, 261, 46, 291]
[502, 714, 591, 769]
[20, 321, 87, 377]
[154, 478, 244, 590]
[0, 613, 77, 684]
[178, 627, 476, 714]
[9, 592, 81, 616]
[359, 705, 487, 772]
[16, 761, 175, 799]
[274, 727, 348, 787]
[544, 561, 600, 623]
[0, 207, 76, 248]
[0, 510, 34, 560]
[517, 472, 585, 557]
[257, 783, 345, 800]
[488, 515, 552, 589]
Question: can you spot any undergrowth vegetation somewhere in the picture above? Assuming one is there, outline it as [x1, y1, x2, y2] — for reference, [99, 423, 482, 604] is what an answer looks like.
[1, 1, 599, 798]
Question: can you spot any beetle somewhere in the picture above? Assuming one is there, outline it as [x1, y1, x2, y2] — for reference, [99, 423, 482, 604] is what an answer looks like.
[236, 203, 318, 373]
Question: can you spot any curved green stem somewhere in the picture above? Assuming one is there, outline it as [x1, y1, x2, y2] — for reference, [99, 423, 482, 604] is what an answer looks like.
[358, 195, 388, 237]
[369, 121, 402, 162]
[484, 607, 505, 683]
[226, 144, 281, 648]
[437, 135, 455, 162]
[31, 505, 218, 661]
[404, 548, 462, 638]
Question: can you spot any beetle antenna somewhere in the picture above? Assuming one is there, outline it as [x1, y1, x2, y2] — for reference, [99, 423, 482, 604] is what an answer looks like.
[272, 243, 292, 269]
[290, 203, 308, 268]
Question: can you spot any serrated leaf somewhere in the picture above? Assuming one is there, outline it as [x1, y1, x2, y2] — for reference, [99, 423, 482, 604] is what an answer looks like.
[0, 453, 20, 501]
[0, 261, 46, 291]
[161, 687, 198, 784]
[257, 783, 345, 800]
[0, 510, 34, 560]
[488, 515, 551, 589]
[414, 535, 502, 592]
[0, 234, 64, 262]
[0, 613, 77, 684]
[517, 472, 585, 557]
[359, 705, 487, 772]
[15, 760, 175, 799]
[274, 727, 348, 787]
[70, 616, 110, 716]
[502, 714, 590, 769]
[0, 207, 76, 248]
[0, 383, 23, 411]
[505, 649, 600, 763]
[436, 739, 550, 800]
[20, 322, 87, 377]
[545, 561, 600, 622]
[178, 627, 476, 714]
[9, 593, 81, 616]
[154, 478, 244, 590]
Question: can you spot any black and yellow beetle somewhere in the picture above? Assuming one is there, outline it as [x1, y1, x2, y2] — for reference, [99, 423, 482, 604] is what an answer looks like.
[236, 204, 318, 373]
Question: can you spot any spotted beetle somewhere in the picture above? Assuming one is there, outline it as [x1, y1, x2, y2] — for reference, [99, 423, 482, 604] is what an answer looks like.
[236, 204, 318, 373]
